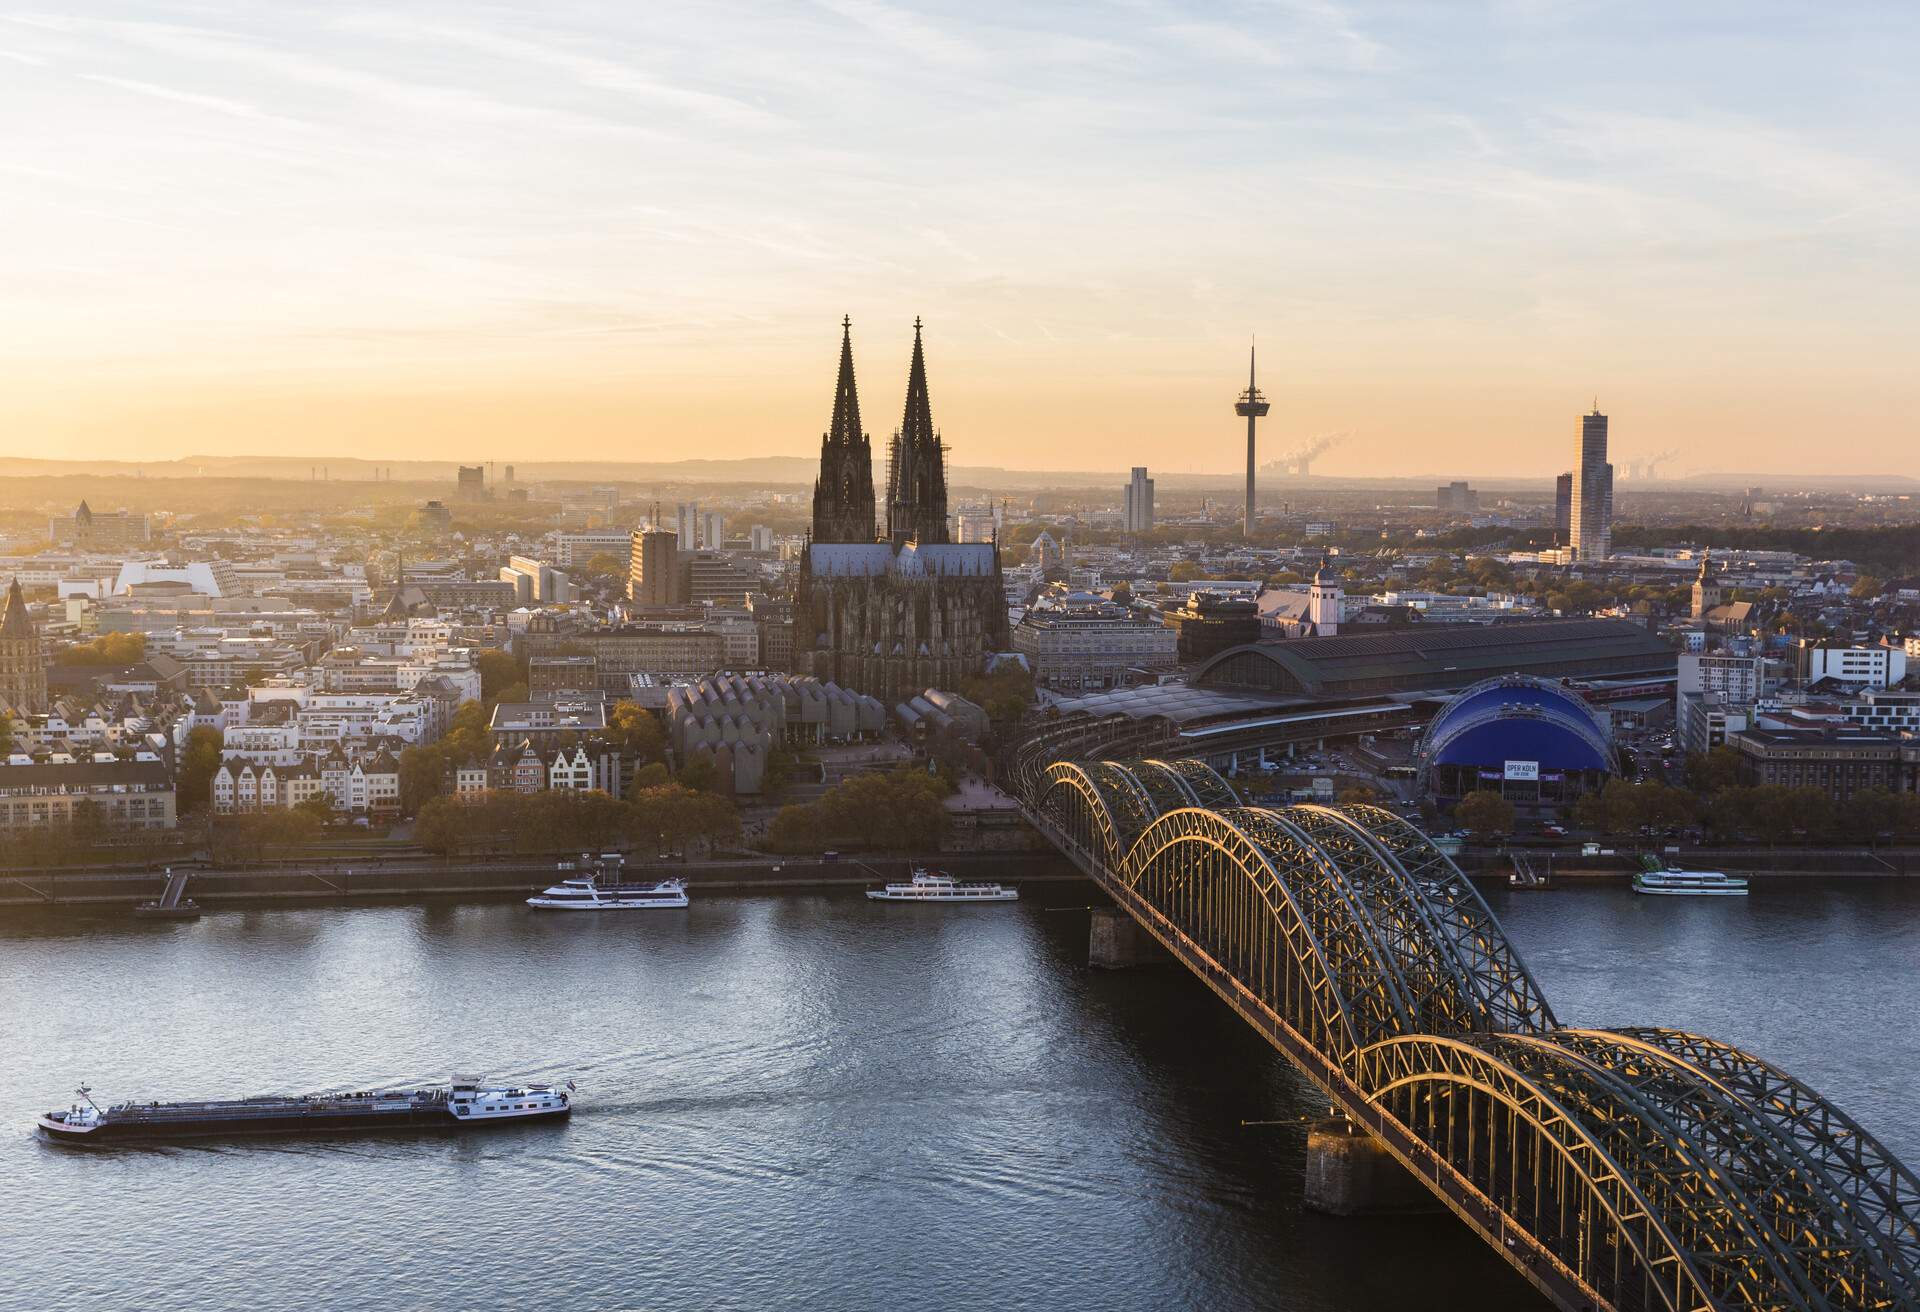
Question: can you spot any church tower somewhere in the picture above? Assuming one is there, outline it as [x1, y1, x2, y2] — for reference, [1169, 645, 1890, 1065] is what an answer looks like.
[0, 577, 48, 715]
[886, 318, 950, 547]
[1691, 549, 1723, 620]
[811, 317, 877, 544]
[1308, 552, 1341, 638]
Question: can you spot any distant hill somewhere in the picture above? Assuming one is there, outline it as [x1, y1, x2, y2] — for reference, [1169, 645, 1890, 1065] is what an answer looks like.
[0, 454, 1910, 494]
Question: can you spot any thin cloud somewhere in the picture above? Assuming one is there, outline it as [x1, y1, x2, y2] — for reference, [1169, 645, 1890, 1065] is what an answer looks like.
[78, 72, 305, 127]
[331, 13, 783, 130]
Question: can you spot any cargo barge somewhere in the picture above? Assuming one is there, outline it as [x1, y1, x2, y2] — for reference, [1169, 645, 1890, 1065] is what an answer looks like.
[37, 1078, 571, 1145]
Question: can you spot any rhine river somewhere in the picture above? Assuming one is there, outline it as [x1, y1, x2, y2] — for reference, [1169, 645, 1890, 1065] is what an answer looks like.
[5, 877, 1916, 1312]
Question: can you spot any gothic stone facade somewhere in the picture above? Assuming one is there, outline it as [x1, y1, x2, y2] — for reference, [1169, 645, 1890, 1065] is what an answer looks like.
[799, 543, 1008, 707]
[796, 319, 1007, 705]
[1, 578, 48, 715]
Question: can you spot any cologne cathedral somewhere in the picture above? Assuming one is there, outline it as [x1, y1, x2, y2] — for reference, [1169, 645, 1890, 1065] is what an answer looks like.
[795, 318, 1008, 706]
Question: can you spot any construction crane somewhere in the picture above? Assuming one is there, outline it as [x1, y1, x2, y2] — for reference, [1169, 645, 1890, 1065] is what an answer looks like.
[1262, 431, 1347, 478]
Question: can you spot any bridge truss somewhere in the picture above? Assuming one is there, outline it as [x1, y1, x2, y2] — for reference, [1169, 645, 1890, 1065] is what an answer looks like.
[1030, 758, 1920, 1312]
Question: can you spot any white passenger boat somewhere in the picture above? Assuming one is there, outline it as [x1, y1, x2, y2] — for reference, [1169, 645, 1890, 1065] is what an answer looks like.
[527, 876, 689, 910]
[1633, 864, 1748, 897]
[866, 868, 1018, 903]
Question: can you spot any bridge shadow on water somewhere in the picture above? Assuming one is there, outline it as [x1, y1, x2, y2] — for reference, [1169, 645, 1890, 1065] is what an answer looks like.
[1020, 878, 1547, 1310]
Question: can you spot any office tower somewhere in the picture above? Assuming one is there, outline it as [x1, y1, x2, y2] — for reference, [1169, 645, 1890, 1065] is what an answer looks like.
[749, 524, 773, 553]
[1570, 406, 1613, 562]
[1554, 472, 1573, 545]
[676, 503, 698, 551]
[1124, 467, 1155, 533]
[628, 529, 684, 606]
[456, 465, 486, 502]
[702, 511, 725, 550]
[1233, 346, 1269, 538]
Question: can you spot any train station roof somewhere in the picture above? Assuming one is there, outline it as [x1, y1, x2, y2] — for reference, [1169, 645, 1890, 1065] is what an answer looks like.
[1190, 619, 1676, 699]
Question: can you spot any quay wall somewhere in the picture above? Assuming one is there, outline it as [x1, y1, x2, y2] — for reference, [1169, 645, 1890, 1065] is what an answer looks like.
[0, 851, 1087, 909]
[5, 843, 1914, 912]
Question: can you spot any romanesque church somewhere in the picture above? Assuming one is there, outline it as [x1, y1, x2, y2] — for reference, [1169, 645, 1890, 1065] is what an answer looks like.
[795, 319, 1008, 706]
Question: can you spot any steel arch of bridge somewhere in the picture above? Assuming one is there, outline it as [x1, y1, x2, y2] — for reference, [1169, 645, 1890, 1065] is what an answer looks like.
[1027, 757, 1920, 1312]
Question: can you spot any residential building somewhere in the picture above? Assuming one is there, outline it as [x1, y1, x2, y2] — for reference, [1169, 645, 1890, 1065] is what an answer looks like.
[750, 595, 795, 673]
[1678, 651, 1764, 702]
[487, 697, 609, 752]
[49, 501, 152, 549]
[524, 625, 725, 683]
[1678, 691, 1751, 756]
[1798, 642, 1907, 688]
[529, 656, 598, 695]
[416, 500, 453, 534]
[680, 551, 758, 605]
[417, 580, 517, 610]
[1840, 689, 1920, 735]
[1165, 591, 1261, 663]
[501, 556, 571, 604]
[0, 756, 176, 829]
[1012, 588, 1178, 692]
[1731, 727, 1919, 802]
[551, 529, 637, 569]
[628, 529, 682, 606]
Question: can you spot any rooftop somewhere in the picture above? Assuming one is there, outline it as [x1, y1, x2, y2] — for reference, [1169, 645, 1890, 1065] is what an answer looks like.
[1193, 618, 1677, 698]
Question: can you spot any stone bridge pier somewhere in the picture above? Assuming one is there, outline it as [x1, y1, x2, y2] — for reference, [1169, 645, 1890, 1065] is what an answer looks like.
[1088, 904, 1170, 968]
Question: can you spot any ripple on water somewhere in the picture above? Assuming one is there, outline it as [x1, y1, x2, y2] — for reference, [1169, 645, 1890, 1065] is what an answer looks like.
[25, 886, 1912, 1311]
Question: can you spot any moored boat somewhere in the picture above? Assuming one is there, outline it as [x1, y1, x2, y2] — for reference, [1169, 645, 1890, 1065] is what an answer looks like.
[36, 1077, 573, 1145]
[1633, 856, 1748, 897]
[866, 868, 1018, 903]
[527, 876, 689, 910]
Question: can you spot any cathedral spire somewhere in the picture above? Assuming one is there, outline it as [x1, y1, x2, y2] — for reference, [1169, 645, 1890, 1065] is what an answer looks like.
[887, 316, 949, 546]
[828, 314, 863, 450]
[2, 577, 31, 640]
[811, 316, 877, 544]
[0, 575, 47, 714]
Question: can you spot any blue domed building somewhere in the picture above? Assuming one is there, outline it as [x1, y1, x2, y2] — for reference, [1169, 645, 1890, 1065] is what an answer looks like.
[1417, 675, 1617, 810]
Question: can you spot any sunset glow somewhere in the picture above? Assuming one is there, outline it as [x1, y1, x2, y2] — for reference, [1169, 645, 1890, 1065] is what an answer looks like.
[3, 3, 1916, 475]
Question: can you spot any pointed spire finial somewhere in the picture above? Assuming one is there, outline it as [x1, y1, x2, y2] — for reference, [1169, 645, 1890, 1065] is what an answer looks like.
[914, 315, 923, 338]
[843, 314, 851, 333]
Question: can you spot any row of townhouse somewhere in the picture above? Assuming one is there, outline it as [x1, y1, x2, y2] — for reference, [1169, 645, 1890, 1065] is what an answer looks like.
[451, 740, 624, 801]
[211, 748, 402, 816]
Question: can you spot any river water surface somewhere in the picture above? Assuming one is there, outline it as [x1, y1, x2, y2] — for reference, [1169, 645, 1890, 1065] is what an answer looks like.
[5, 878, 1916, 1311]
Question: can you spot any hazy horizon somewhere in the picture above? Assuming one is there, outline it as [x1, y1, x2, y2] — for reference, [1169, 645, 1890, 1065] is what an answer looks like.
[4, 3, 1917, 478]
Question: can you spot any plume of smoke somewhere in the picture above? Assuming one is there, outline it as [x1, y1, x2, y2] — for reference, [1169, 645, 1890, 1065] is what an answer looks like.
[1264, 431, 1347, 475]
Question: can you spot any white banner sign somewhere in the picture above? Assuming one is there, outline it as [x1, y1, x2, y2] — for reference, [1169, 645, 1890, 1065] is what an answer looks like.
[1503, 760, 1539, 781]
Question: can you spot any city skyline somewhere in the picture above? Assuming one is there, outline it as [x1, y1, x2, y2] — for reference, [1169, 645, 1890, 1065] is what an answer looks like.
[3, 4, 1917, 476]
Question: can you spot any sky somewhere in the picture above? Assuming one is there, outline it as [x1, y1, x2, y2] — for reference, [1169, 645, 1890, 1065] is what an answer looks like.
[1, 2, 1916, 478]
